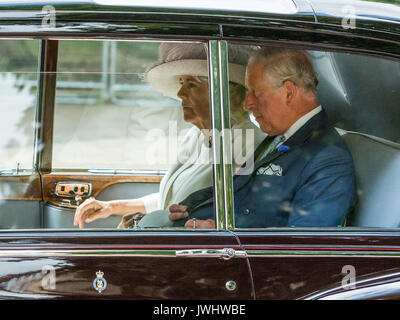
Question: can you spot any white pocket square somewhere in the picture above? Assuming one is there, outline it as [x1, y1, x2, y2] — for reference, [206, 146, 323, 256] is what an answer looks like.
[256, 163, 283, 176]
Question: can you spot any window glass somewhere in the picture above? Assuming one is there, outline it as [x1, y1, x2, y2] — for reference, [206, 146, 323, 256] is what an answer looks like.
[53, 41, 217, 230]
[53, 40, 191, 170]
[227, 43, 400, 229]
[0, 40, 39, 171]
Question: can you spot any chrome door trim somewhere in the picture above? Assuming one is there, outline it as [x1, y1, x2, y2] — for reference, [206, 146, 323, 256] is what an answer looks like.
[208, 40, 224, 230]
[0, 248, 248, 258]
[208, 40, 235, 231]
[219, 41, 235, 230]
[246, 250, 400, 257]
[176, 248, 246, 259]
[0, 249, 176, 257]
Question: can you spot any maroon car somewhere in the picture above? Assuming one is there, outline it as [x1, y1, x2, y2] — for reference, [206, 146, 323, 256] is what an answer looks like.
[0, 0, 399, 300]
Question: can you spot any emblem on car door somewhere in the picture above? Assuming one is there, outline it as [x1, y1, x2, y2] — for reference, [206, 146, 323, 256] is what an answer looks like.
[93, 270, 107, 293]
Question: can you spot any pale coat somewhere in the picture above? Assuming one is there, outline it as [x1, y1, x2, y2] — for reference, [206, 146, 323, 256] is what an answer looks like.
[140, 117, 266, 212]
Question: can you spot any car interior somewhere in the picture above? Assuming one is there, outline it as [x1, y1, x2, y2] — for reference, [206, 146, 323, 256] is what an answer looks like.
[0, 41, 399, 230]
[311, 50, 400, 227]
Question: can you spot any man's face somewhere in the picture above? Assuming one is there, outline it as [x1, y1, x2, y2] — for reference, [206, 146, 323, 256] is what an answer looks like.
[244, 59, 292, 136]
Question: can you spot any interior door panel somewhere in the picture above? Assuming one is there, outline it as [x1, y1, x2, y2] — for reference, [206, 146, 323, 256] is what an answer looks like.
[96, 182, 159, 201]
[0, 200, 41, 229]
[42, 174, 162, 204]
[43, 203, 122, 228]
[0, 174, 42, 229]
[41, 174, 161, 228]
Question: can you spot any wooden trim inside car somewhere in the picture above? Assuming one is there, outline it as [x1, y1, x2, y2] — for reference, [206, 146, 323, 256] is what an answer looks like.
[0, 174, 42, 201]
[36, 40, 58, 174]
[42, 173, 162, 205]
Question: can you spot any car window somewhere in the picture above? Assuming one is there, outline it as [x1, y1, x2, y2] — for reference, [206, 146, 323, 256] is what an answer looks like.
[53, 40, 192, 171]
[49, 40, 219, 230]
[226, 43, 400, 229]
[0, 40, 39, 172]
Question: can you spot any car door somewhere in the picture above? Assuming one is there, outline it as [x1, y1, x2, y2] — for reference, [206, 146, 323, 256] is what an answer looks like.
[0, 32, 254, 299]
[37, 39, 167, 229]
[223, 17, 400, 299]
[236, 232, 400, 300]
[0, 230, 253, 299]
[0, 0, 326, 302]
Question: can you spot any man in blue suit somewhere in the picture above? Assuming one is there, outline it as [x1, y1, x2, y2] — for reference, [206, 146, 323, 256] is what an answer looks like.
[169, 47, 357, 228]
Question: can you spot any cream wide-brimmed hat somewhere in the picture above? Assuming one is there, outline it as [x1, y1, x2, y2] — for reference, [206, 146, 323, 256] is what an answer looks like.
[146, 42, 255, 100]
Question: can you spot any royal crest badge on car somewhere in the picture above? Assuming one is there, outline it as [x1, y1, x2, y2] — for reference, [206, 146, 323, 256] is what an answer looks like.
[93, 270, 107, 293]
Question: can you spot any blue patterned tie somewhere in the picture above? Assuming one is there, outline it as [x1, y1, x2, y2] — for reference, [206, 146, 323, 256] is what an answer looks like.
[260, 135, 285, 160]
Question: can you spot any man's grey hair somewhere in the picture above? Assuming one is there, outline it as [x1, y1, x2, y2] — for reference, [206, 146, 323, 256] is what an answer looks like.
[251, 47, 319, 94]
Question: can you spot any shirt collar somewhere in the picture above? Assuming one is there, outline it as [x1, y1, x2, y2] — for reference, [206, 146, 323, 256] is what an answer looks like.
[279, 105, 322, 146]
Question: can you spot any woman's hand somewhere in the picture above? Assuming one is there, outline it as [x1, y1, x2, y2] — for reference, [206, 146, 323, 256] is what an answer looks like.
[74, 197, 112, 229]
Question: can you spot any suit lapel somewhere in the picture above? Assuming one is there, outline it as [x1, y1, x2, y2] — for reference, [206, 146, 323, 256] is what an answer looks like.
[233, 109, 328, 192]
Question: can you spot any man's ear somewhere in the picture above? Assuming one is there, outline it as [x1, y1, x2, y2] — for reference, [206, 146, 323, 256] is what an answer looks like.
[282, 80, 297, 105]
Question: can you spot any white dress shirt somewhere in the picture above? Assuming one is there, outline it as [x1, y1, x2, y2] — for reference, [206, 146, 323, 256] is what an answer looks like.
[278, 105, 322, 146]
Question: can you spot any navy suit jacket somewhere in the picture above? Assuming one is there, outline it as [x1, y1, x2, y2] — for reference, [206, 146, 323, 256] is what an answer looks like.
[175, 109, 358, 228]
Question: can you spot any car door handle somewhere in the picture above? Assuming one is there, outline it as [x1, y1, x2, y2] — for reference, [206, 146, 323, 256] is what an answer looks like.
[176, 248, 246, 260]
[54, 181, 92, 197]
[54, 181, 92, 206]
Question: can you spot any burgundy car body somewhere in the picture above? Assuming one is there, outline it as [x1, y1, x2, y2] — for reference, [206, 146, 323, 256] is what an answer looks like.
[0, 0, 399, 300]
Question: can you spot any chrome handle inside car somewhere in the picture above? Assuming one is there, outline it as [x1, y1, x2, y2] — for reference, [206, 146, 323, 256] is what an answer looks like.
[54, 181, 92, 206]
[176, 248, 246, 260]
[54, 181, 92, 198]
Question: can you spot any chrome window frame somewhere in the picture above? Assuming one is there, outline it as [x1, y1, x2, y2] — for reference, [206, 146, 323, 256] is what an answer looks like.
[222, 39, 400, 233]
[208, 40, 235, 231]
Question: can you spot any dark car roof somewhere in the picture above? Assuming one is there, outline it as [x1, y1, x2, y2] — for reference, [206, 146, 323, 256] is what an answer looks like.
[0, 0, 399, 33]
[309, 0, 400, 33]
[0, 0, 315, 22]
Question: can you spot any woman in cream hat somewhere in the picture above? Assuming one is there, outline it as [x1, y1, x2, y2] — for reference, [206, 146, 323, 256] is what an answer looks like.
[73, 42, 265, 229]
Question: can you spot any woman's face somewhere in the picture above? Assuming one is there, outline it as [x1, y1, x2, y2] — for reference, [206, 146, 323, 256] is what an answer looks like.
[177, 75, 210, 130]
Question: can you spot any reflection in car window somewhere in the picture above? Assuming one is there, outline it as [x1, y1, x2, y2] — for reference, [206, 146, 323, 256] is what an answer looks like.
[53, 40, 191, 171]
[0, 40, 39, 171]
